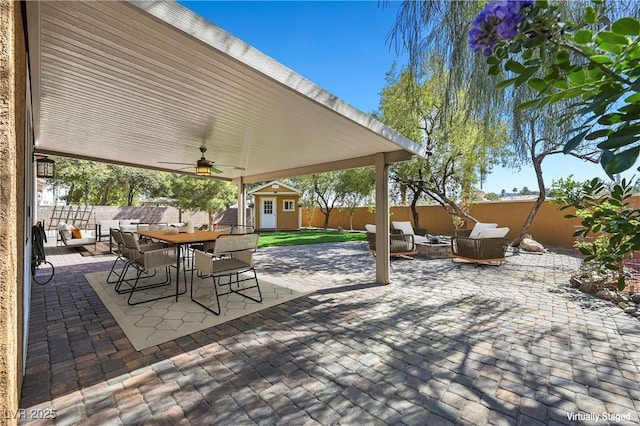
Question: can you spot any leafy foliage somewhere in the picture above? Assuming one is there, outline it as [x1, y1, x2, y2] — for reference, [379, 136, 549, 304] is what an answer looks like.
[473, 1, 640, 175]
[48, 157, 170, 206]
[170, 176, 237, 228]
[554, 177, 640, 290]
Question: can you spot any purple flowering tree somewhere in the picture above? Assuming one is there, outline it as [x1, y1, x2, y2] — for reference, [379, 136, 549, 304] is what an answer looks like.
[469, 0, 640, 176]
[469, 1, 533, 56]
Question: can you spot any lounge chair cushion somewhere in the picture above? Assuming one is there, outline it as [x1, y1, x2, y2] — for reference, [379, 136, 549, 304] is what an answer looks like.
[391, 221, 414, 236]
[469, 222, 498, 237]
[365, 224, 376, 233]
[477, 227, 509, 238]
[57, 222, 73, 241]
[392, 221, 429, 244]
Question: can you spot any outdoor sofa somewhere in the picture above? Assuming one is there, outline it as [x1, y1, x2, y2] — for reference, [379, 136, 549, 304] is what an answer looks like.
[57, 222, 96, 247]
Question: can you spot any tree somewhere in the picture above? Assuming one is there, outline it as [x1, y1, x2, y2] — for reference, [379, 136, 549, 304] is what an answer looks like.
[49, 157, 175, 206]
[376, 60, 509, 228]
[484, 192, 500, 201]
[291, 169, 376, 230]
[113, 167, 169, 207]
[337, 168, 375, 230]
[170, 176, 236, 228]
[290, 174, 338, 230]
[49, 157, 103, 205]
[504, 102, 598, 246]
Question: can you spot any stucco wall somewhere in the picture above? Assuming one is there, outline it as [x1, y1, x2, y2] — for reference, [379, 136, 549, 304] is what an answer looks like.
[1, 1, 25, 422]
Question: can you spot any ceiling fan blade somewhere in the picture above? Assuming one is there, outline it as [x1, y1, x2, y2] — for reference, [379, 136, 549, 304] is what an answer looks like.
[158, 161, 193, 166]
[210, 167, 224, 174]
[214, 164, 246, 170]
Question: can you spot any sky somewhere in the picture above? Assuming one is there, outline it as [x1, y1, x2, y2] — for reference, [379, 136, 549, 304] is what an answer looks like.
[179, 1, 636, 194]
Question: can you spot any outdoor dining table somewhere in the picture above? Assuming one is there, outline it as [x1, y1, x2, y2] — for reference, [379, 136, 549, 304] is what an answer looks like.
[135, 229, 223, 301]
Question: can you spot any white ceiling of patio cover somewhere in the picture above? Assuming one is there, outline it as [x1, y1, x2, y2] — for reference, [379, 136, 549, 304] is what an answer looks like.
[27, 1, 424, 183]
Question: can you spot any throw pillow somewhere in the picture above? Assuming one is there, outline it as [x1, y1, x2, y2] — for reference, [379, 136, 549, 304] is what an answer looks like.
[71, 227, 82, 239]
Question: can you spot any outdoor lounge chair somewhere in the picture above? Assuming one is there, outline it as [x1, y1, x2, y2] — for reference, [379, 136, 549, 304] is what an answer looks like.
[365, 224, 417, 258]
[191, 233, 262, 315]
[391, 221, 429, 244]
[450, 225, 510, 265]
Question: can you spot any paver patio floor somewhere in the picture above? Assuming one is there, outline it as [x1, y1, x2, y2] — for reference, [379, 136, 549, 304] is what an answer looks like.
[19, 241, 640, 425]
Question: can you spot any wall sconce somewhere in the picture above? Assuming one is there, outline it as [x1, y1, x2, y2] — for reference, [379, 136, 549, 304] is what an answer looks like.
[36, 157, 55, 179]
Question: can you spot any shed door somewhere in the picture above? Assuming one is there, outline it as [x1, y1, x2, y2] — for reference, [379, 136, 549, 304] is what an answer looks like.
[261, 198, 276, 228]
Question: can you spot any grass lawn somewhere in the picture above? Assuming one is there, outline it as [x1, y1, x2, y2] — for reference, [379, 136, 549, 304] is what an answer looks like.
[257, 229, 366, 248]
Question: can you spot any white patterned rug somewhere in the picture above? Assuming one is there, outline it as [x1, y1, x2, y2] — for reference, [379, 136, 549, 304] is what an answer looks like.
[85, 268, 314, 351]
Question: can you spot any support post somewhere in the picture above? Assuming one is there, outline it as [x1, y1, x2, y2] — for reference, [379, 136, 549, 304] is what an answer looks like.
[234, 177, 246, 227]
[375, 153, 390, 284]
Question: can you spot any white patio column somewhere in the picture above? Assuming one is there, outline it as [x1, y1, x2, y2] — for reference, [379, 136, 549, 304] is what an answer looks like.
[234, 177, 246, 227]
[375, 152, 390, 284]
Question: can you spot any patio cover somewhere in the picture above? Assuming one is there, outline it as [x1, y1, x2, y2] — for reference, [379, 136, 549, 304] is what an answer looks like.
[25, 0, 426, 283]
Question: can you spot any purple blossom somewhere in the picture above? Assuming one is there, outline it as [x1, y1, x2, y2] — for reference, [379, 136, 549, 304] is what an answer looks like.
[469, 1, 533, 56]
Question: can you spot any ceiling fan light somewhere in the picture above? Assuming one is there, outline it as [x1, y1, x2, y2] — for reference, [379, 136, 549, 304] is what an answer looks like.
[196, 165, 211, 176]
[196, 159, 211, 176]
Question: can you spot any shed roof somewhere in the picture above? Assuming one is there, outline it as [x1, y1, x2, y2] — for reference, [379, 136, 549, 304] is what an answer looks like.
[248, 181, 301, 195]
[26, 1, 425, 184]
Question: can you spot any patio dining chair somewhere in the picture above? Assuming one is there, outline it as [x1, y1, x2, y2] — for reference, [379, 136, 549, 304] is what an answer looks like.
[106, 229, 131, 284]
[118, 232, 179, 305]
[111, 230, 167, 289]
[191, 233, 262, 315]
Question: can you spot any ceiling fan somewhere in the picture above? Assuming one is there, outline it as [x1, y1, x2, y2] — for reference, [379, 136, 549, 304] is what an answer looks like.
[159, 145, 245, 176]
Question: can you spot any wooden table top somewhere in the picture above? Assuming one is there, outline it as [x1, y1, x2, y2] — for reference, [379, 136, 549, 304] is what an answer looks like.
[135, 229, 223, 245]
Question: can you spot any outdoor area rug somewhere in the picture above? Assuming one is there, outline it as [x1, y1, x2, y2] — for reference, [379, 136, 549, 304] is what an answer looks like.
[85, 269, 314, 351]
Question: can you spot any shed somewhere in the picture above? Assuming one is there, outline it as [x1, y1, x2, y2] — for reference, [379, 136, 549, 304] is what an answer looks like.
[249, 181, 302, 231]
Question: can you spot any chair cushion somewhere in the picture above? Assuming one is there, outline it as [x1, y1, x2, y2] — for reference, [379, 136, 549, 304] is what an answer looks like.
[97, 220, 120, 236]
[119, 224, 138, 232]
[392, 221, 415, 236]
[119, 219, 140, 226]
[477, 227, 509, 238]
[469, 222, 498, 237]
[365, 224, 376, 233]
